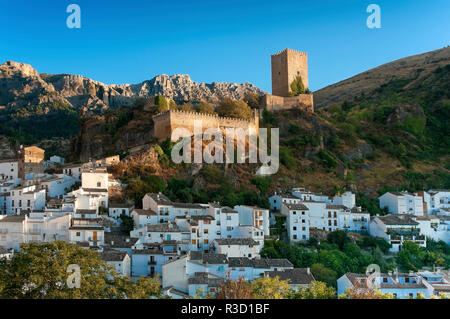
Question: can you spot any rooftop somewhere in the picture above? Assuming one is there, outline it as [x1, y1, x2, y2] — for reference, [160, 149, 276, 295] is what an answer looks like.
[265, 268, 315, 285]
[214, 238, 259, 246]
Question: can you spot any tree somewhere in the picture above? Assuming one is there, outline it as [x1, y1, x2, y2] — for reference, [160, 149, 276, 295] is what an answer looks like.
[290, 281, 336, 299]
[289, 76, 306, 96]
[195, 101, 215, 114]
[120, 215, 134, 235]
[178, 102, 194, 112]
[215, 275, 252, 299]
[339, 282, 394, 299]
[216, 98, 252, 120]
[310, 263, 337, 287]
[154, 95, 169, 112]
[250, 276, 291, 299]
[243, 92, 261, 109]
[0, 241, 161, 299]
[327, 230, 351, 250]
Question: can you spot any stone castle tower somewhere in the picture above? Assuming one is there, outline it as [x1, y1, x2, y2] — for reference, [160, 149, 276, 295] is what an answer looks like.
[271, 48, 309, 97]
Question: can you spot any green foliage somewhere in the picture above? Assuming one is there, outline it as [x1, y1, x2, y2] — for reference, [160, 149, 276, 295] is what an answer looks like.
[0, 241, 161, 299]
[0, 101, 78, 145]
[396, 240, 450, 271]
[310, 263, 337, 288]
[279, 146, 296, 169]
[125, 175, 165, 206]
[120, 215, 134, 235]
[216, 98, 252, 120]
[154, 95, 169, 112]
[243, 92, 261, 109]
[289, 281, 336, 299]
[251, 176, 271, 194]
[317, 150, 337, 169]
[356, 193, 389, 216]
[194, 101, 215, 114]
[289, 76, 306, 96]
[262, 108, 277, 125]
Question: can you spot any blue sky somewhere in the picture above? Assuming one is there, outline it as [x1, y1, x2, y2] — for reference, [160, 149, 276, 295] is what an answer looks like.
[1, 0, 449, 91]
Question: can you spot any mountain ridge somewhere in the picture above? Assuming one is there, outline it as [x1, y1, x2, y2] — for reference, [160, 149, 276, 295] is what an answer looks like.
[0, 60, 265, 113]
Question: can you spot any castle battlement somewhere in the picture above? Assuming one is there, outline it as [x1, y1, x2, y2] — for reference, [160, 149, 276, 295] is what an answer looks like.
[271, 48, 307, 57]
[153, 109, 252, 123]
[152, 109, 259, 142]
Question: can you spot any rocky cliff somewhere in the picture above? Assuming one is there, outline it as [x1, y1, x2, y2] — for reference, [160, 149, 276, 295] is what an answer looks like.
[0, 61, 265, 113]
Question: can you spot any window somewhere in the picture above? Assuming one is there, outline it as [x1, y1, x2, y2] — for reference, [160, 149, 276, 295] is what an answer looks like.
[204, 239, 208, 244]
[191, 228, 196, 233]
[76, 232, 81, 236]
[97, 182, 101, 187]
[192, 240, 196, 244]
[302, 219, 305, 223]
[293, 211, 297, 215]
[328, 212, 331, 218]
[227, 216, 232, 220]
[302, 211, 305, 215]
[334, 212, 337, 218]
[302, 227, 306, 231]
[204, 229, 208, 234]
[328, 220, 331, 226]
[293, 235, 297, 239]
[383, 277, 388, 283]
[334, 220, 337, 226]
[293, 226, 297, 231]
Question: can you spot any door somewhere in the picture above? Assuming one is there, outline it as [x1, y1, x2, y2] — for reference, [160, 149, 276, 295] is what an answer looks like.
[93, 231, 97, 241]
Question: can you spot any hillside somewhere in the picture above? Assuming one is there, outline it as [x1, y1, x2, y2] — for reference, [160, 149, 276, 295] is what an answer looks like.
[314, 47, 450, 108]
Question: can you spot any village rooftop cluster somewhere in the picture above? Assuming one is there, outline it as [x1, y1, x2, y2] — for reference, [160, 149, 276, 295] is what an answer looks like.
[0, 146, 449, 298]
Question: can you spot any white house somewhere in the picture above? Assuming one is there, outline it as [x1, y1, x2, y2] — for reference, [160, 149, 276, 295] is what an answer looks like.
[234, 205, 270, 237]
[208, 204, 240, 239]
[100, 248, 131, 277]
[9, 184, 46, 215]
[63, 164, 82, 181]
[281, 203, 310, 242]
[337, 272, 434, 299]
[109, 203, 133, 220]
[212, 238, 260, 258]
[332, 191, 356, 209]
[0, 214, 28, 250]
[369, 214, 425, 252]
[37, 174, 77, 198]
[379, 191, 424, 216]
[0, 160, 18, 182]
[68, 217, 104, 247]
[131, 209, 158, 228]
[420, 189, 450, 215]
[291, 188, 330, 202]
[268, 193, 303, 211]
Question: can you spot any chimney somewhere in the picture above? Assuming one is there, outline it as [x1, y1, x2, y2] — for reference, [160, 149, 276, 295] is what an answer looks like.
[306, 267, 310, 275]
[126, 238, 130, 243]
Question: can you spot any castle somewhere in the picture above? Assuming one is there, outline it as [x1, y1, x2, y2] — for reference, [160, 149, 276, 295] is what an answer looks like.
[152, 48, 312, 141]
[153, 109, 259, 142]
[261, 48, 314, 112]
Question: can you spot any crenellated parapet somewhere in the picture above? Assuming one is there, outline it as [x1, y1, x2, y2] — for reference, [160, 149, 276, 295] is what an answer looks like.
[152, 109, 259, 142]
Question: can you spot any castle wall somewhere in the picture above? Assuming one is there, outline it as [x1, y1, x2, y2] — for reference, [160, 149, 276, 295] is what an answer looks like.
[262, 94, 314, 113]
[153, 110, 259, 142]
